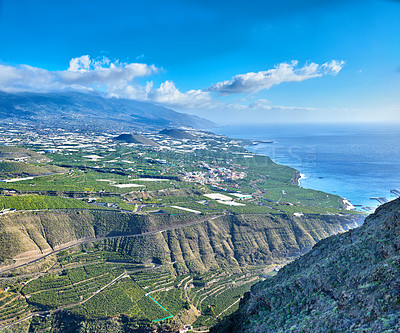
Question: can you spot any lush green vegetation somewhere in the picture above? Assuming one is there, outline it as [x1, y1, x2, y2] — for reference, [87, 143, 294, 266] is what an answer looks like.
[0, 139, 360, 218]
[0, 161, 64, 179]
[0, 169, 176, 194]
[0, 241, 264, 330]
[81, 279, 158, 319]
[0, 195, 109, 211]
[95, 196, 137, 211]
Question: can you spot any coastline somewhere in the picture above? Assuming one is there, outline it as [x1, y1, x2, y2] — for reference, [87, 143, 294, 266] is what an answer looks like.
[342, 198, 356, 210]
[242, 143, 358, 211]
[217, 124, 400, 211]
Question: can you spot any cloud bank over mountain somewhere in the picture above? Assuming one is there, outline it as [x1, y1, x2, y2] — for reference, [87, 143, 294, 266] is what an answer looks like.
[0, 55, 157, 94]
[0, 55, 344, 113]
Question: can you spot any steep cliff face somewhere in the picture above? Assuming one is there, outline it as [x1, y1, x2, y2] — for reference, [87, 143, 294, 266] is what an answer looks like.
[212, 198, 400, 333]
[0, 209, 363, 274]
[103, 214, 363, 274]
[0, 210, 187, 263]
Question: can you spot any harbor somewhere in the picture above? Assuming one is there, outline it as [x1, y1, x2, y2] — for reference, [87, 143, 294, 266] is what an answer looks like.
[391, 189, 400, 197]
[370, 189, 400, 205]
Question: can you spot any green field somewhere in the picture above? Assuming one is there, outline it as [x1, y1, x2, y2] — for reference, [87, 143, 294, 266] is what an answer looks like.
[0, 195, 111, 211]
[0, 170, 175, 194]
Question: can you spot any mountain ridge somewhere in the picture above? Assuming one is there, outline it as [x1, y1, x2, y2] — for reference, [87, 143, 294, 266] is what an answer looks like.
[0, 91, 214, 131]
[0, 210, 363, 274]
[212, 198, 400, 332]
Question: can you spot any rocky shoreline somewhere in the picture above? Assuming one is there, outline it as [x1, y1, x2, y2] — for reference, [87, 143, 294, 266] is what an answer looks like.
[291, 170, 302, 186]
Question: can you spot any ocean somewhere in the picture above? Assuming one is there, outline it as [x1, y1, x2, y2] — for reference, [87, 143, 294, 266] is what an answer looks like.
[215, 123, 400, 211]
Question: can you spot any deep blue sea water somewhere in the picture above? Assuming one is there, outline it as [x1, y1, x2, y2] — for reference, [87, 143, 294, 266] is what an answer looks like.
[214, 123, 400, 210]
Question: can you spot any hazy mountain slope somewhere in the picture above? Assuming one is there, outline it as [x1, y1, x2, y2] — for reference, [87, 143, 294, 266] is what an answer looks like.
[0, 91, 213, 131]
[212, 198, 400, 333]
[159, 128, 196, 139]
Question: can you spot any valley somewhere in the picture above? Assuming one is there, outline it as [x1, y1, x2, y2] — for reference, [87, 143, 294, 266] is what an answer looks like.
[0, 122, 365, 332]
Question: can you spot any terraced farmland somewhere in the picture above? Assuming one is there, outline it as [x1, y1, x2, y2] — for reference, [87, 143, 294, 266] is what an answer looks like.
[0, 244, 263, 331]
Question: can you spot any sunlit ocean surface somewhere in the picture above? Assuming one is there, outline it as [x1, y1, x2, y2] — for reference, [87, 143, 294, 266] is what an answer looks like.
[215, 123, 400, 210]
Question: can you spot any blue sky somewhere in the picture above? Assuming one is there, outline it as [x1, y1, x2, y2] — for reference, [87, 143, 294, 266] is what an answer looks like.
[0, 0, 399, 124]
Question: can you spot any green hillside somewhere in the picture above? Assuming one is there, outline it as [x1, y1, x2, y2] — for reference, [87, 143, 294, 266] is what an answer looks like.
[212, 198, 400, 333]
[0, 146, 50, 163]
[0, 161, 65, 178]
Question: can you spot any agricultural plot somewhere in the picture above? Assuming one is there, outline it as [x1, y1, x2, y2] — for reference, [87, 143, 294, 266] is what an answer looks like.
[0, 290, 29, 325]
[151, 190, 355, 216]
[82, 279, 145, 318]
[70, 270, 175, 322]
[12, 248, 179, 323]
[0, 142, 357, 216]
[151, 288, 186, 315]
[187, 269, 263, 328]
[0, 195, 107, 211]
[0, 170, 174, 194]
[2, 239, 283, 329]
[201, 281, 254, 316]
[132, 270, 175, 292]
[21, 264, 123, 310]
[95, 197, 137, 211]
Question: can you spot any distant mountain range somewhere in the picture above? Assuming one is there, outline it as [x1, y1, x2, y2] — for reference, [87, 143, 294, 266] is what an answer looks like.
[0, 91, 214, 131]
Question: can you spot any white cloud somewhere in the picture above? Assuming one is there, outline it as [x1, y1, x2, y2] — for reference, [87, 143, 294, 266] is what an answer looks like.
[321, 60, 345, 75]
[148, 81, 212, 108]
[0, 57, 345, 112]
[105, 80, 212, 109]
[68, 55, 92, 72]
[0, 64, 59, 92]
[0, 55, 158, 93]
[62, 56, 157, 88]
[206, 60, 345, 95]
[108, 81, 154, 101]
[248, 99, 272, 109]
[0, 56, 210, 109]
